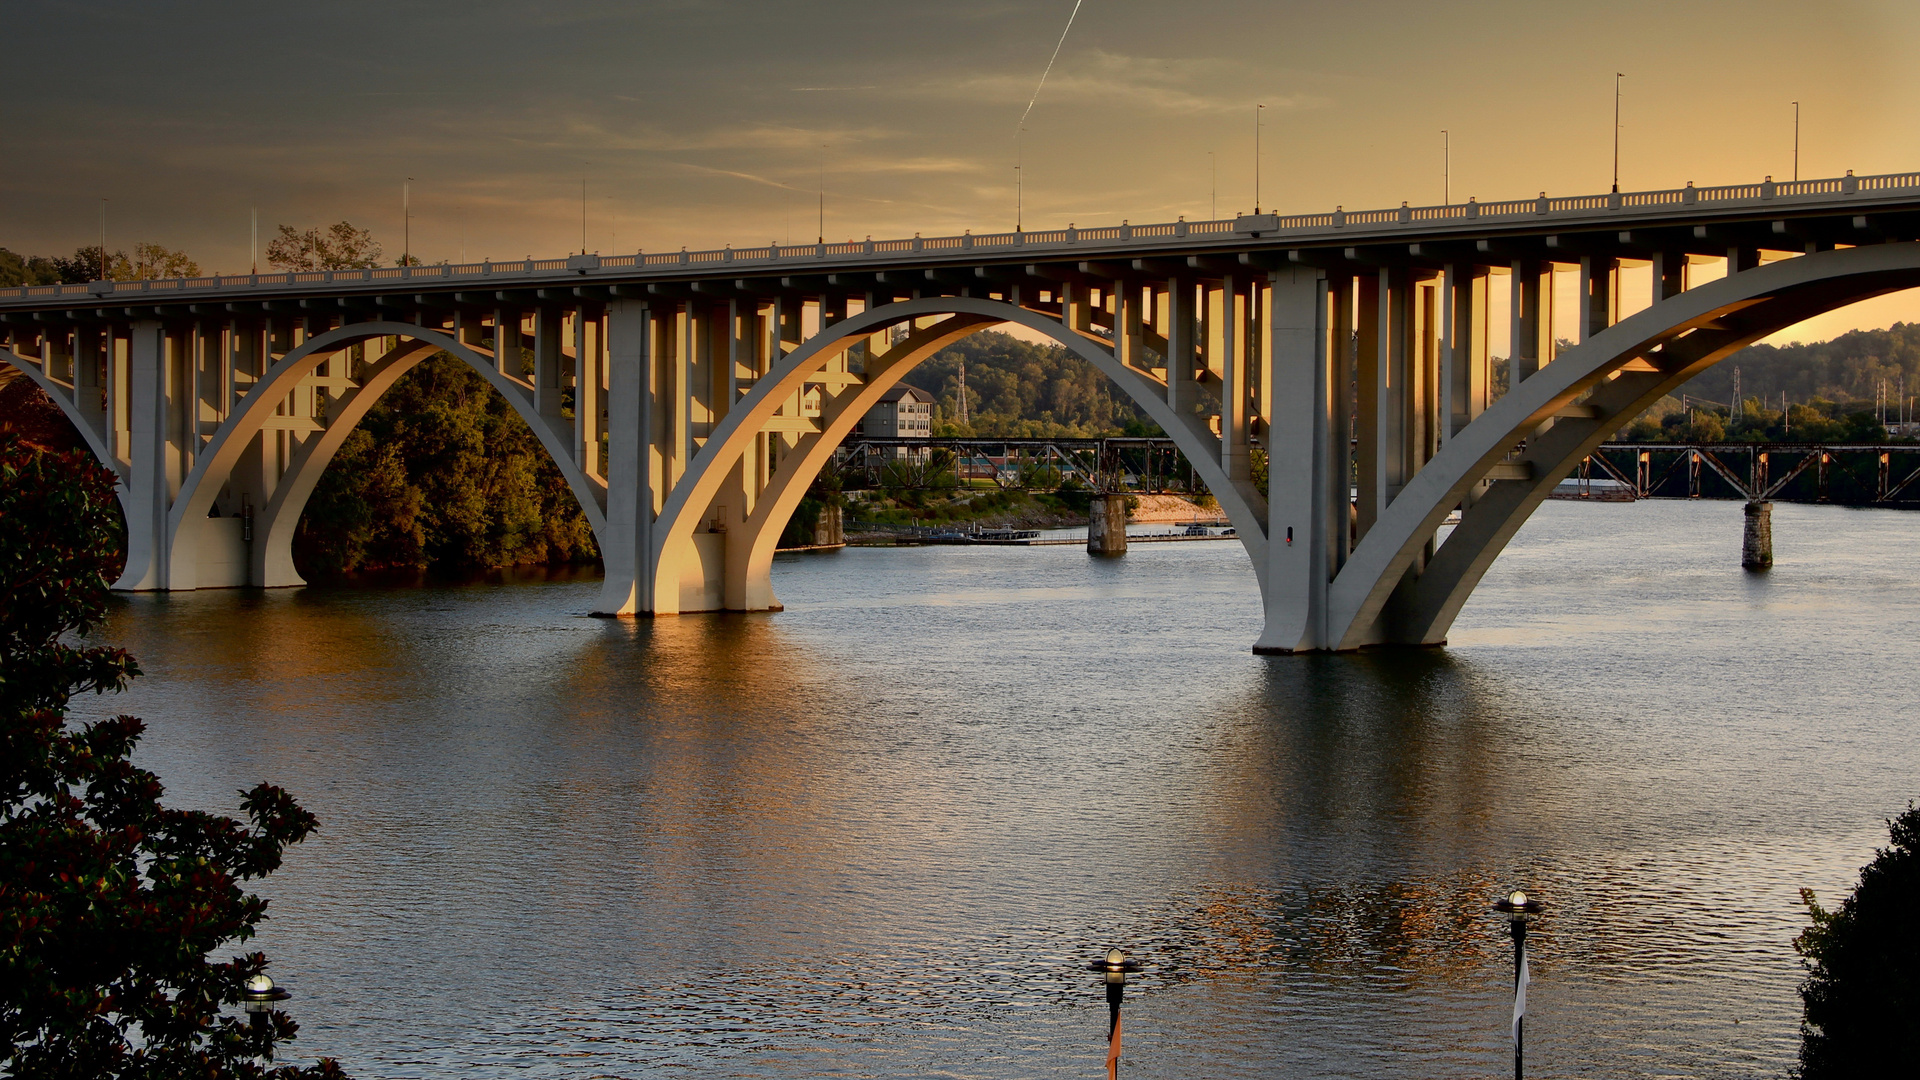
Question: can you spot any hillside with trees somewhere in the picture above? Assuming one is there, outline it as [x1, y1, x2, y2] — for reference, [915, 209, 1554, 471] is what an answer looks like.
[900, 331, 1160, 438]
[1615, 323, 1920, 443]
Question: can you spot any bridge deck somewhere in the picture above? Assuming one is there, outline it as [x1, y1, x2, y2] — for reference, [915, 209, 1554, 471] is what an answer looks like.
[6, 170, 1920, 314]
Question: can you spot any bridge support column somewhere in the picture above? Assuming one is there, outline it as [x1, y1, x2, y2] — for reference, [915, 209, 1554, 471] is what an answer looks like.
[1087, 493, 1127, 555]
[113, 321, 167, 591]
[596, 299, 651, 615]
[1254, 269, 1333, 654]
[1742, 500, 1773, 570]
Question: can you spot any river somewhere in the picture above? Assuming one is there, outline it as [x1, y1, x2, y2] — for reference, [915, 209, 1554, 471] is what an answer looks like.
[89, 499, 1920, 1078]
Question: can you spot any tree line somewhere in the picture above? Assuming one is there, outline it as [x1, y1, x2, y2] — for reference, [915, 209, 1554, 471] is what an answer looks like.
[1, 222, 392, 288]
[1612, 324, 1920, 443]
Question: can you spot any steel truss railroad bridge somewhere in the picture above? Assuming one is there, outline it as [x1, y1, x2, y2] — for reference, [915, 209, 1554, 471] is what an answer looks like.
[8, 170, 1920, 651]
[1582, 442, 1920, 504]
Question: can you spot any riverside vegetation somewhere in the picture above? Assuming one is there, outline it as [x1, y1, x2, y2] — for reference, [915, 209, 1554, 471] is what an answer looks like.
[0, 433, 342, 1079]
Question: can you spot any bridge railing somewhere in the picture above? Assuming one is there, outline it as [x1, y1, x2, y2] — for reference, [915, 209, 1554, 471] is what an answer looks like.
[8, 168, 1920, 304]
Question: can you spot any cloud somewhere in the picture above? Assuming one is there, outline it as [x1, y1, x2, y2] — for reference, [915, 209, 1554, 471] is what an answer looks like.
[912, 48, 1332, 117]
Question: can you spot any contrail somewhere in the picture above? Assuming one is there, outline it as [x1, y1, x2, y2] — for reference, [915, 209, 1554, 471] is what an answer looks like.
[1016, 0, 1083, 135]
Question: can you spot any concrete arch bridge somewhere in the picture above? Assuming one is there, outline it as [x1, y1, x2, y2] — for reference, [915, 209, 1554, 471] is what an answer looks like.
[8, 170, 1920, 651]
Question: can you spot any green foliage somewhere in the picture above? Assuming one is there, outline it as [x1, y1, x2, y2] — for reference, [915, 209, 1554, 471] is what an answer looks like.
[265, 223, 381, 273]
[0, 434, 341, 1079]
[1687, 409, 1726, 443]
[35, 244, 199, 285]
[1617, 394, 1887, 444]
[780, 496, 824, 548]
[905, 331, 1151, 437]
[0, 249, 60, 288]
[295, 355, 596, 576]
[0, 437, 134, 718]
[1793, 803, 1920, 1077]
[1696, 323, 1920, 405]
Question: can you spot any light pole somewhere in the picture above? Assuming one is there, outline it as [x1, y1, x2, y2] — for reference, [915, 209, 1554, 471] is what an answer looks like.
[1442, 130, 1450, 204]
[403, 178, 412, 268]
[1016, 126, 1025, 233]
[240, 973, 291, 1034]
[1254, 103, 1265, 214]
[1493, 890, 1543, 1080]
[1793, 101, 1801, 182]
[1088, 948, 1142, 1080]
[1210, 150, 1217, 219]
[1612, 73, 1624, 193]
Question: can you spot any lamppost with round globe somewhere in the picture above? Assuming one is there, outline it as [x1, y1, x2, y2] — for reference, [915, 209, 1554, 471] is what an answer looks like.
[1492, 890, 1543, 1080]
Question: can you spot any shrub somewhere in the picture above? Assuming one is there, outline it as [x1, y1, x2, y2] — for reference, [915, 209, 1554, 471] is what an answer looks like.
[1793, 803, 1920, 1077]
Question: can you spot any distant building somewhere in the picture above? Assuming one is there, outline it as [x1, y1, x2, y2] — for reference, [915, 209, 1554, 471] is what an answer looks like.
[855, 385, 936, 460]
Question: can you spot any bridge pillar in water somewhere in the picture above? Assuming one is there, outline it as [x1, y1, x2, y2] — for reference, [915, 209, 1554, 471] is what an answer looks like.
[1087, 494, 1127, 555]
[1742, 500, 1773, 570]
[1254, 270, 1334, 654]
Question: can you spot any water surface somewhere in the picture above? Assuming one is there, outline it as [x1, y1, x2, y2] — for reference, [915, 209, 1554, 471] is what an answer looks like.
[95, 500, 1920, 1078]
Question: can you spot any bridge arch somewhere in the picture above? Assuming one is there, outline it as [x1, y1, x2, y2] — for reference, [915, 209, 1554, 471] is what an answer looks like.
[631, 295, 1271, 616]
[156, 321, 608, 591]
[1309, 241, 1920, 651]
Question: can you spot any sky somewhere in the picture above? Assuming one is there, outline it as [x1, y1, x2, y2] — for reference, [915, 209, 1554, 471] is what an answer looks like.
[5, 0, 1919, 344]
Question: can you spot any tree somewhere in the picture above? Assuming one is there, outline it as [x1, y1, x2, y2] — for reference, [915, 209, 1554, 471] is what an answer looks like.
[128, 242, 200, 281]
[264, 223, 381, 272]
[1794, 803, 1920, 1077]
[0, 433, 344, 1079]
[0, 249, 60, 288]
[292, 355, 596, 576]
[50, 248, 134, 285]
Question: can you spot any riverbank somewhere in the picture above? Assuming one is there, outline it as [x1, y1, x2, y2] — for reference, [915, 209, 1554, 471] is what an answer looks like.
[844, 488, 1225, 532]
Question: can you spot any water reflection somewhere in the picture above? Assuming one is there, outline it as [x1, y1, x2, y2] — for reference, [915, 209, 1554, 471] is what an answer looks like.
[95, 501, 1920, 1078]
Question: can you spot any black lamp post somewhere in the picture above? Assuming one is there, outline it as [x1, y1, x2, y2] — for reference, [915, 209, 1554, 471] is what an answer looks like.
[1087, 948, 1142, 1079]
[1492, 890, 1543, 1080]
[240, 973, 291, 1032]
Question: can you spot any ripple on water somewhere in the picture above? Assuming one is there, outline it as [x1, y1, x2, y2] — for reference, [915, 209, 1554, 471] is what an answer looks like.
[93, 499, 1920, 1078]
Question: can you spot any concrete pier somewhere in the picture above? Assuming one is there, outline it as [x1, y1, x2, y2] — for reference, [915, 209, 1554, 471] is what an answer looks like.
[1742, 500, 1773, 569]
[816, 504, 844, 547]
[1087, 494, 1128, 556]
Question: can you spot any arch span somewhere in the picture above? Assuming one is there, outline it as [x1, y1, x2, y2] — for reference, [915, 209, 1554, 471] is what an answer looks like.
[1309, 242, 1920, 651]
[1, 351, 122, 475]
[148, 321, 608, 591]
[622, 295, 1270, 616]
